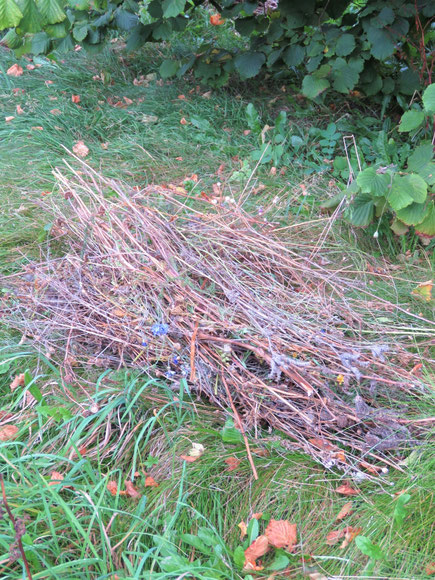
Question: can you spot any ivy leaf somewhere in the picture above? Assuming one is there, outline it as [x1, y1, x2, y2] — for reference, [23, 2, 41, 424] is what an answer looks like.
[355, 536, 384, 560]
[159, 58, 178, 78]
[422, 83, 435, 114]
[366, 26, 395, 60]
[398, 110, 425, 132]
[349, 192, 374, 226]
[162, 0, 185, 18]
[335, 33, 355, 56]
[388, 174, 427, 211]
[17, 0, 42, 33]
[302, 75, 330, 98]
[356, 167, 390, 197]
[396, 202, 428, 226]
[415, 201, 435, 237]
[0, 0, 23, 29]
[36, 0, 65, 24]
[234, 51, 266, 79]
[283, 44, 305, 66]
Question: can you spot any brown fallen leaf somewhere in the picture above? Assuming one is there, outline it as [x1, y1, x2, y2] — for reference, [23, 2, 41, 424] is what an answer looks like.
[107, 480, 126, 496]
[180, 117, 188, 125]
[7, 64, 23, 77]
[243, 129, 251, 136]
[5, 116, 15, 122]
[72, 141, 89, 158]
[308, 438, 337, 452]
[335, 502, 353, 521]
[48, 471, 64, 485]
[425, 562, 435, 575]
[50, 109, 62, 116]
[26, 64, 35, 70]
[123, 96, 133, 105]
[224, 456, 241, 471]
[10, 373, 25, 391]
[326, 529, 346, 545]
[243, 534, 269, 570]
[180, 454, 197, 462]
[238, 521, 247, 539]
[252, 512, 263, 520]
[326, 526, 361, 547]
[178, 94, 186, 100]
[265, 519, 297, 551]
[16, 105, 24, 115]
[336, 482, 360, 496]
[340, 526, 362, 549]
[144, 476, 158, 487]
[71, 94, 81, 104]
[0, 425, 19, 441]
[125, 480, 141, 498]
[31, 126, 44, 130]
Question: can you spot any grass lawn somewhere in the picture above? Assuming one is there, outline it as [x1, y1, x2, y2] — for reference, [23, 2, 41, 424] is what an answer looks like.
[0, 44, 434, 580]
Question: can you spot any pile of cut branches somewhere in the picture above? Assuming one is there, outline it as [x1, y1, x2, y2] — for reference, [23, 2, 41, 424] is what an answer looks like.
[4, 162, 433, 474]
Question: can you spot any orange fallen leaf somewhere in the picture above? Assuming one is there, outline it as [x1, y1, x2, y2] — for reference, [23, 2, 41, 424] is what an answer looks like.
[71, 94, 81, 104]
[335, 502, 353, 521]
[189, 174, 198, 182]
[210, 13, 225, 25]
[26, 64, 35, 70]
[334, 451, 346, 463]
[178, 94, 186, 100]
[425, 562, 435, 575]
[175, 156, 183, 161]
[49, 471, 64, 485]
[326, 526, 361, 547]
[50, 109, 62, 116]
[16, 105, 24, 115]
[144, 476, 158, 487]
[125, 480, 141, 498]
[224, 456, 241, 471]
[112, 308, 128, 318]
[5, 116, 15, 122]
[180, 117, 188, 125]
[252, 447, 269, 457]
[308, 438, 337, 452]
[336, 482, 359, 496]
[7, 64, 23, 77]
[265, 519, 297, 550]
[32, 126, 44, 130]
[238, 520, 248, 538]
[101, 142, 108, 150]
[12, 88, 23, 95]
[180, 454, 197, 462]
[340, 526, 362, 549]
[411, 280, 432, 302]
[107, 480, 120, 495]
[45, 80, 53, 86]
[0, 425, 19, 441]
[359, 461, 382, 475]
[123, 96, 133, 105]
[10, 373, 25, 391]
[325, 529, 346, 545]
[243, 129, 251, 135]
[252, 512, 263, 519]
[243, 534, 269, 570]
[72, 140, 89, 158]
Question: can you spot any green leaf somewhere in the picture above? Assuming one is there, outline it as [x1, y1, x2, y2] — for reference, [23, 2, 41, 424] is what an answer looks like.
[349, 192, 375, 226]
[331, 57, 363, 93]
[366, 26, 395, 60]
[246, 102, 261, 133]
[393, 493, 411, 526]
[335, 33, 355, 56]
[388, 174, 427, 211]
[234, 52, 265, 79]
[17, 0, 42, 33]
[162, 0, 185, 18]
[268, 551, 290, 571]
[302, 75, 330, 99]
[221, 418, 243, 444]
[0, 0, 23, 29]
[159, 58, 178, 78]
[36, 0, 65, 24]
[398, 68, 421, 95]
[396, 202, 428, 225]
[415, 201, 435, 237]
[356, 167, 390, 197]
[247, 518, 259, 544]
[355, 536, 384, 560]
[72, 22, 87, 41]
[407, 144, 435, 184]
[180, 534, 212, 555]
[390, 218, 409, 236]
[282, 44, 305, 67]
[321, 191, 345, 210]
[422, 83, 435, 114]
[115, 9, 137, 30]
[233, 546, 245, 569]
[398, 110, 425, 132]
[152, 21, 172, 40]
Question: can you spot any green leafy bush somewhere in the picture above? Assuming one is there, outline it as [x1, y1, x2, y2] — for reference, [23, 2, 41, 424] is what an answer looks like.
[1, 0, 434, 103]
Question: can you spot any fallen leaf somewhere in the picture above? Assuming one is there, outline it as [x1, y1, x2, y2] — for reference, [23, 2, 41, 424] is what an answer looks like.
[340, 526, 362, 549]
[265, 519, 297, 550]
[359, 461, 382, 474]
[252, 447, 269, 457]
[188, 442, 205, 457]
[5, 116, 15, 122]
[326, 526, 361, 547]
[238, 521, 248, 538]
[0, 425, 19, 441]
[123, 96, 133, 105]
[202, 91, 212, 99]
[72, 141, 89, 158]
[125, 480, 141, 498]
[144, 476, 158, 487]
[190, 174, 198, 182]
[107, 480, 126, 496]
[425, 562, 435, 575]
[10, 373, 25, 391]
[112, 308, 128, 318]
[12, 88, 23, 95]
[101, 142, 108, 150]
[308, 438, 337, 452]
[411, 280, 432, 302]
[210, 13, 225, 25]
[16, 105, 24, 115]
[326, 529, 346, 545]
[180, 454, 197, 462]
[180, 117, 188, 125]
[45, 80, 53, 86]
[49, 471, 64, 485]
[178, 94, 186, 100]
[31, 126, 44, 130]
[175, 156, 183, 161]
[252, 512, 263, 519]
[71, 94, 81, 104]
[7, 64, 23, 77]
[26, 64, 35, 70]
[50, 109, 62, 115]
[225, 456, 241, 471]
[243, 535, 269, 570]
[336, 482, 360, 496]
[335, 502, 353, 521]
[243, 129, 251, 136]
